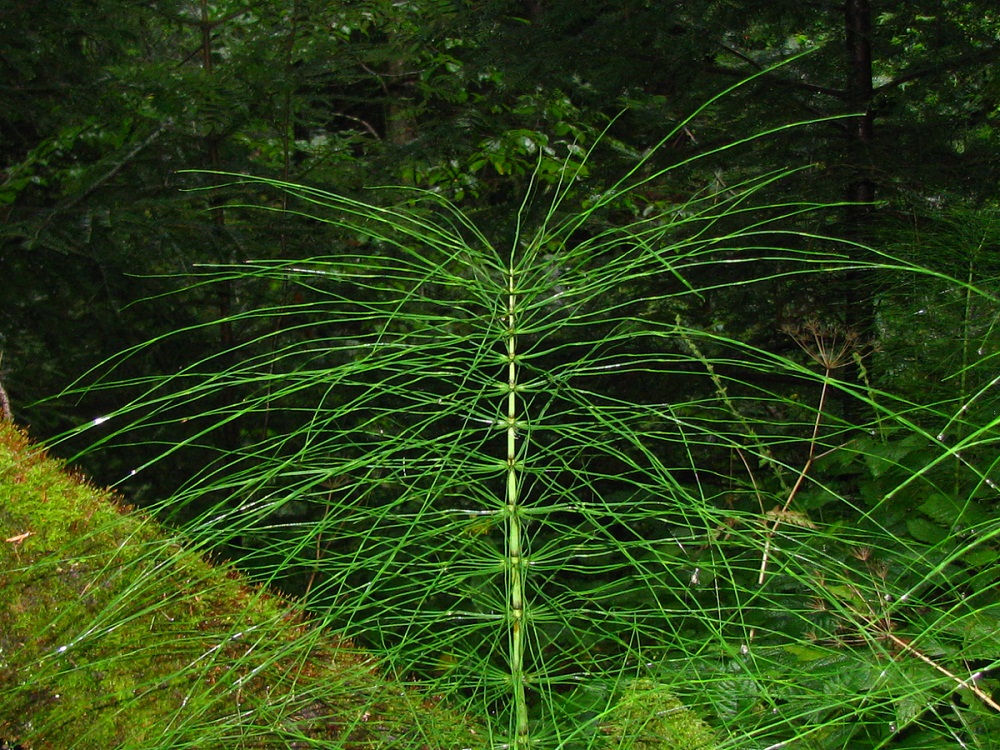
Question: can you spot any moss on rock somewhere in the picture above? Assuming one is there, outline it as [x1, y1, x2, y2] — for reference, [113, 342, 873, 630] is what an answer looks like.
[0, 424, 481, 749]
[601, 679, 717, 750]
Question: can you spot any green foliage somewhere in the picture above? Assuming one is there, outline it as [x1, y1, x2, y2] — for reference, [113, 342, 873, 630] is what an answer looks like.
[4, 3, 1000, 748]
[50, 93, 1000, 747]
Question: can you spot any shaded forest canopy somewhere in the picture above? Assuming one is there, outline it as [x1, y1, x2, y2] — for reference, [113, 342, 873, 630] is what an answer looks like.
[2, 1, 1000, 748]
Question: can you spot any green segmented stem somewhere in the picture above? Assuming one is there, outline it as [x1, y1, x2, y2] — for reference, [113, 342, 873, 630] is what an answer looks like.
[505, 262, 529, 748]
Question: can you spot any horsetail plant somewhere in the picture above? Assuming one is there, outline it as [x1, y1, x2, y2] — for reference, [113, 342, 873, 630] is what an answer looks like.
[503, 244, 530, 747]
[44, 72, 1000, 749]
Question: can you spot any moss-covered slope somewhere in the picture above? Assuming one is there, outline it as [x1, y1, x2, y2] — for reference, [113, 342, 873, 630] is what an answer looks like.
[0, 423, 481, 749]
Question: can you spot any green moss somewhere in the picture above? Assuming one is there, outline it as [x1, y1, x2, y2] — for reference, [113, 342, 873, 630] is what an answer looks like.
[0, 424, 481, 749]
[601, 679, 717, 750]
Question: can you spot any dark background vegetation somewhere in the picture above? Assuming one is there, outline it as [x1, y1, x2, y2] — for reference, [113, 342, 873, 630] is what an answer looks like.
[3, 0, 998, 468]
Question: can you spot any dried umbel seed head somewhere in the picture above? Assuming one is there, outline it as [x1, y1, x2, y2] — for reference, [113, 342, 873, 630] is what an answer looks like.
[782, 319, 865, 371]
[808, 597, 828, 612]
[871, 559, 890, 581]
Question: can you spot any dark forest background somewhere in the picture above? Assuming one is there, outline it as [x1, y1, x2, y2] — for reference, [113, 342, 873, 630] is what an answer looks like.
[4, 0, 998, 460]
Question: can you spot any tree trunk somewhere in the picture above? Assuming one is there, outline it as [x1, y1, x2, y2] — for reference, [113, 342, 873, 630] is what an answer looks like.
[841, 0, 877, 423]
[199, 0, 241, 453]
[385, 57, 417, 146]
